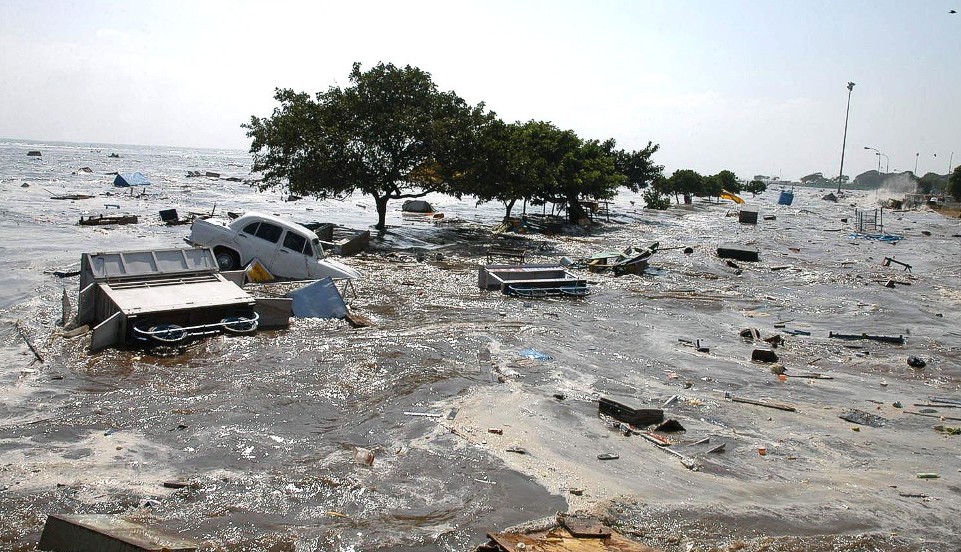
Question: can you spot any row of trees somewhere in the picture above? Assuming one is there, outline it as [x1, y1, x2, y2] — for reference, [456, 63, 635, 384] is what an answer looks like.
[644, 169, 766, 207]
[245, 62, 664, 229]
[245, 62, 750, 228]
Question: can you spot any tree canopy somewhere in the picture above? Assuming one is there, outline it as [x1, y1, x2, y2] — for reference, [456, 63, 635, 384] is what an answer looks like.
[246, 62, 664, 228]
[947, 166, 961, 201]
[245, 62, 490, 230]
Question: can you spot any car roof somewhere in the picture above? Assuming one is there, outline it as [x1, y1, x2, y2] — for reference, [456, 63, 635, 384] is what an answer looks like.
[236, 211, 314, 240]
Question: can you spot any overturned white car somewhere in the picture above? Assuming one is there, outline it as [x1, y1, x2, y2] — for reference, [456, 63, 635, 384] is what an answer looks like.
[186, 211, 361, 281]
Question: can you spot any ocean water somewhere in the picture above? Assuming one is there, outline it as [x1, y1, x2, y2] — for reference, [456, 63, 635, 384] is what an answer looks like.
[2, 139, 961, 551]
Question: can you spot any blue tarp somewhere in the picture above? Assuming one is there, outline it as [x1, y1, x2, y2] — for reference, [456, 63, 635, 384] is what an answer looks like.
[113, 172, 151, 187]
[288, 277, 347, 319]
[777, 190, 794, 205]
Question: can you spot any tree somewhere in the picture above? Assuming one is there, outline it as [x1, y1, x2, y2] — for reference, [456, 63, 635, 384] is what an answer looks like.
[663, 169, 704, 203]
[948, 166, 961, 201]
[613, 142, 663, 192]
[918, 172, 949, 195]
[470, 120, 569, 220]
[245, 62, 490, 230]
[642, 186, 671, 209]
[714, 170, 740, 193]
[743, 179, 767, 196]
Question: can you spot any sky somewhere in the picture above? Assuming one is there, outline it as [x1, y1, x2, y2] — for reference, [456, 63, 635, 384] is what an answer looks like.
[1, 0, 958, 181]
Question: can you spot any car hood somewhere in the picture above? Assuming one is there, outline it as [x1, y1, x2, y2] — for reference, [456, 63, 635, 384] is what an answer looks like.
[313, 258, 362, 280]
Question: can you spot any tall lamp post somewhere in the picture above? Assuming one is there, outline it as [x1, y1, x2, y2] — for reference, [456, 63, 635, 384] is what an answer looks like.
[865, 146, 890, 173]
[865, 146, 881, 173]
[837, 82, 855, 193]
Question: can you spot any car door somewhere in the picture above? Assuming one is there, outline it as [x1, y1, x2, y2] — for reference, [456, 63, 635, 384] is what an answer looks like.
[239, 220, 283, 271]
[276, 230, 313, 279]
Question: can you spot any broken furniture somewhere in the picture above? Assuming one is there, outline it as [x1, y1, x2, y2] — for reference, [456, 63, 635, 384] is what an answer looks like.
[478, 264, 589, 297]
[78, 247, 288, 351]
[882, 256, 912, 272]
[486, 245, 526, 264]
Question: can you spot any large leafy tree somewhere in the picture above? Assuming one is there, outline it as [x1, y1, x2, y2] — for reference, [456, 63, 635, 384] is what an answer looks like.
[714, 170, 740, 194]
[245, 62, 490, 230]
[613, 142, 663, 192]
[519, 123, 627, 223]
[662, 169, 704, 203]
[469, 120, 552, 220]
[743, 179, 767, 196]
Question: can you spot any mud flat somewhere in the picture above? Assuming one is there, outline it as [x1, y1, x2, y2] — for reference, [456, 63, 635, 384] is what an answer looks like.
[1, 172, 960, 550]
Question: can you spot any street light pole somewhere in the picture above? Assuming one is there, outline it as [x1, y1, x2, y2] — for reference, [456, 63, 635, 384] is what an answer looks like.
[838, 82, 855, 193]
[915, 152, 919, 174]
[865, 146, 881, 173]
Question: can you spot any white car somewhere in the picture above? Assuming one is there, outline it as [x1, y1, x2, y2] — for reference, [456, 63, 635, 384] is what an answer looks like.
[186, 211, 361, 281]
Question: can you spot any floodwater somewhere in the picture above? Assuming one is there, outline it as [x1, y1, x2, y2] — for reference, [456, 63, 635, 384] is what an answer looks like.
[1, 139, 960, 551]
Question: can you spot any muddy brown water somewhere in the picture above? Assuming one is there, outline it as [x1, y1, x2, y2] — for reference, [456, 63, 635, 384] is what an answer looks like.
[2, 141, 961, 551]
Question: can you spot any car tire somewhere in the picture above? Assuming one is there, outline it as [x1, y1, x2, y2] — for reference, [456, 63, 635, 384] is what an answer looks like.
[214, 248, 240, 271]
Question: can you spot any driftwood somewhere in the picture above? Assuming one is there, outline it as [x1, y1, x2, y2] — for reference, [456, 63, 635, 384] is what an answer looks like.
[730, 396, 796, 412]
[15, 321, 44, 363]
[905, 410, 961, 422]
[829, 331, 905, 345]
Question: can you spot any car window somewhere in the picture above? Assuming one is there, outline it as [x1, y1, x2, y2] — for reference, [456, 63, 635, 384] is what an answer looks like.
[283, 231, 309, 255]
[242, 222, 259, 235]
[254, 222, 283, 243]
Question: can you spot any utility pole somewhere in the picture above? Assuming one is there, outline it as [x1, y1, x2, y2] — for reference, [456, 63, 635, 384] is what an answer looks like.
[837, 82, 855, 193]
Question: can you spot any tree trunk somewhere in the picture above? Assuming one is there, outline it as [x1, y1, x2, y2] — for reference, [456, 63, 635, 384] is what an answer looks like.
[503, 198, 516, 220]
[566, 195, 589, 224]
[374, 195, 390, 231]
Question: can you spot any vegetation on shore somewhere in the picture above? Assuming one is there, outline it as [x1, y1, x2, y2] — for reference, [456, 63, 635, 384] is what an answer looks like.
[245, 62, 747, 226]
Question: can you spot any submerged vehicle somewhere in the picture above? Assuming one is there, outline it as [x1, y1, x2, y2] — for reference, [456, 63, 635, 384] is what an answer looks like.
[186, 211, 361, 281]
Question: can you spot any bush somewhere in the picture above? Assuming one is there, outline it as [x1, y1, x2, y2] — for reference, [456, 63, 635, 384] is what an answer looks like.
[643, 188, 671, 210]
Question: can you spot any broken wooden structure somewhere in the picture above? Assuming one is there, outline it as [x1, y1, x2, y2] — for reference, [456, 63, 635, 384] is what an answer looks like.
[38, 514, 198, 552]
[477, 515, 661, 552]
[828, 331, 905, 345]
[302, 222, 370, 256]
[78, 214, 138, 226]
[486, 245, 526, 264]
[598, 396, 664, 426]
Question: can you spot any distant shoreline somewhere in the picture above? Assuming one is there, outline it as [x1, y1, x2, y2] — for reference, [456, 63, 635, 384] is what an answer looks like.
[0, 137, 247, 153]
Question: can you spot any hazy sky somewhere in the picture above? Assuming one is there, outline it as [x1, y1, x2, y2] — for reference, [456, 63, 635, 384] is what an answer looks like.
[1, 0, 958, 180]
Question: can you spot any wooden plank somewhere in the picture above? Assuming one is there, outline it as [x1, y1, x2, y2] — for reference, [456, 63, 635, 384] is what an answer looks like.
[731, 396, 797, 412]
